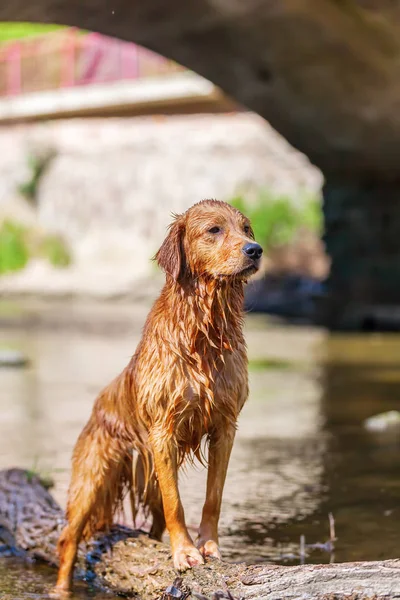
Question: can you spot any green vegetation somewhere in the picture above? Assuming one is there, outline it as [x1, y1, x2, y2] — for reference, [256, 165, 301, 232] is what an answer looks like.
[25, 469, 53, 489]
[248, 357, 295, 371]
[0, 149, 68, 275]
[0, 23, 63, 42]
[0, 221, 29, 274]
[25, 458, 67, 489]
[0, 220, 71, 275]
[230, 189, 322, 251]
[40, 235, 71, 268]
[26, 463, 55, 490]
[19, 152, 54, 204]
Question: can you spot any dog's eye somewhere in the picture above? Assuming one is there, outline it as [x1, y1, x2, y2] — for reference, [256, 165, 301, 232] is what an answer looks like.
[208, 226, 221, 234]
[244, 225, 250, 235]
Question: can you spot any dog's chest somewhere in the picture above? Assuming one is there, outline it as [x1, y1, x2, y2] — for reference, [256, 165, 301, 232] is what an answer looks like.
[183, 350, 246, 412]
[169, 353, 246, 449]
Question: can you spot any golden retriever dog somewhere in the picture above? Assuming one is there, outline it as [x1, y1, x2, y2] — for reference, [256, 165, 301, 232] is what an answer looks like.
[55, 199, 263, 593]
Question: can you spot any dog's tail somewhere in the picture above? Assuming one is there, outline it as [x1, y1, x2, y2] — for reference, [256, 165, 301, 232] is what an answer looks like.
[131, 449, 165, 539]
[78, 436, 156, 541]
[82, 451, 132, 539]
[71, 377, 154, 539]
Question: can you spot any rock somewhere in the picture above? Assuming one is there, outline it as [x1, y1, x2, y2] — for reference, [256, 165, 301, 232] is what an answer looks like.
[245, 273, 324, 322]
[0, 348, 29, 368]
[1, 468, 400, 599]
[0, 115, 321, 285]
[364, 411, 400, 432]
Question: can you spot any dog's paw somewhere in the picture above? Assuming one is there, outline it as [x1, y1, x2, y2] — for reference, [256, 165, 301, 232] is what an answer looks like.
[173, 544, 204, 571]
[48, 585, 72, 599]
[197, 539, 221, 560]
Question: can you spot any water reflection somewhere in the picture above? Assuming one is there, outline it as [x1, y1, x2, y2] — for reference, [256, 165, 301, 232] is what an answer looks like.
[318, 336, 400, 562]
[0, 303, 399, 598]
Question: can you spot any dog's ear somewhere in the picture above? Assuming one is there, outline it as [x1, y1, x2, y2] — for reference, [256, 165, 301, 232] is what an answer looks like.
[155, 216, 185, 281]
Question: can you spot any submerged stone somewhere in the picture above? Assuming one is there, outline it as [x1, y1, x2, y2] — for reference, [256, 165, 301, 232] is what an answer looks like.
[364, 411, 400, 432]
[0, 349, 29, 368]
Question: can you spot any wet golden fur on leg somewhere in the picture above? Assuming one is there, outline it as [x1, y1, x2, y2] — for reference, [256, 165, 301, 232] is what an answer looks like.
[55, 199, 262, 593]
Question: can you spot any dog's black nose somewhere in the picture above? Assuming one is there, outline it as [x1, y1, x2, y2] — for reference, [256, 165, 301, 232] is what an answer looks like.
[242, 242, 263, 260]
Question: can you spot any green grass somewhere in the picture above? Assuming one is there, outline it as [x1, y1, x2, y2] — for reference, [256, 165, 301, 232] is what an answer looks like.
[25, 460, 56, 490]
[230, 189, 322, 251]
[0, 22, 63, 42]
[25, 458, 67, 489]
[0, 219, 71, 275]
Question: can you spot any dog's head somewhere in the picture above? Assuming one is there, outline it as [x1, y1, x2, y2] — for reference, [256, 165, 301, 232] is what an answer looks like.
[156, 199, 263, 282]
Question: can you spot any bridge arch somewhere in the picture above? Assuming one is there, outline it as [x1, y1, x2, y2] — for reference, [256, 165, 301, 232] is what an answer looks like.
[2, 1, 400, 328]
[1, 1, 400, 177]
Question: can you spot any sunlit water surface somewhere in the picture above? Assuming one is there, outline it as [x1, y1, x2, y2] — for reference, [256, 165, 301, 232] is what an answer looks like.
[0, 301, 399, 598]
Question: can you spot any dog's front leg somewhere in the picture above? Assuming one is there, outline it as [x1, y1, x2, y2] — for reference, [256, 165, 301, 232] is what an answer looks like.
[197, 425, 236, 560]
[150, 430, 204, 570]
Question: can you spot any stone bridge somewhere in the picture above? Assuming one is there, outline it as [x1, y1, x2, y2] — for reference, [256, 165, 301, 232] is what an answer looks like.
[2, 0, 400, 329]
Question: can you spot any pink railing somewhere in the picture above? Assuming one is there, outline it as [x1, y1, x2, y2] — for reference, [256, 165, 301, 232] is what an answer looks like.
[0, 29, 184, 97]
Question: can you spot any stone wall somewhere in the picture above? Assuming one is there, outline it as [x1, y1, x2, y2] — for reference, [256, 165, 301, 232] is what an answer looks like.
[0, 113, 322, 297]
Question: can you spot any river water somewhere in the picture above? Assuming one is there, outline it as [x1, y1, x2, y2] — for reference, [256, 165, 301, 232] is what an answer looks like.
[0, 300, 399, 598]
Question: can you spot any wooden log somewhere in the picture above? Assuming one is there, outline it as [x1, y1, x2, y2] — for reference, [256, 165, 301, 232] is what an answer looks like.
[0, 469, 399, 599]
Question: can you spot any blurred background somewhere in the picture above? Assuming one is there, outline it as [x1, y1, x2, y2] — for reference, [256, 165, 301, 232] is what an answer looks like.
[0, 10, 399, 599]
[0, 24, 325, 320]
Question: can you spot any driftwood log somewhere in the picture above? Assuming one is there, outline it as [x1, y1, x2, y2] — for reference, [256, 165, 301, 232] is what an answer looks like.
[0, 469, 399, 599]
